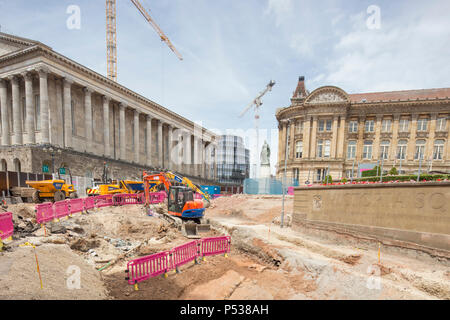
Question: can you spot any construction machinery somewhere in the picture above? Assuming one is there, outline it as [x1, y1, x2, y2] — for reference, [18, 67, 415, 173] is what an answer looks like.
[26, 167, 77, 203]
[106, 0, 183, 81]
[143, 171, 210, 238]
[87, 180, 144, 196]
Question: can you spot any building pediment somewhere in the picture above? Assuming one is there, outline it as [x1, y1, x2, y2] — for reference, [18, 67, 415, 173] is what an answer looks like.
[304, 86, 349, 105]
[0, 32, 43, 57]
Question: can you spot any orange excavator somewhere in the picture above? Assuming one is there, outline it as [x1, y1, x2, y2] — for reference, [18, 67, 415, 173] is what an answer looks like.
[143, 171, 210, 238]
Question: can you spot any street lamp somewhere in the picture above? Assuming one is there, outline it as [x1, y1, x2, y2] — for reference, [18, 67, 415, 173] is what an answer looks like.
[280, 118, 291, 229]
[42, 146, 62, 174]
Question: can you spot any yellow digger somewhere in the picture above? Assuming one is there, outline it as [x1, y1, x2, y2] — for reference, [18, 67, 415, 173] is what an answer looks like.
[26, 168, 77, 203]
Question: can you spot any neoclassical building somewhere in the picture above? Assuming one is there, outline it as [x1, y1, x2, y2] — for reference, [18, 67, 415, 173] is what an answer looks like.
[0, 32, 218, 182]
[276, 76, 450, 183]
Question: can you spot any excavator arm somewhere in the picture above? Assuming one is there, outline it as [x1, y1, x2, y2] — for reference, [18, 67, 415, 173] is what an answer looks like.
[165, 171, 211, 204]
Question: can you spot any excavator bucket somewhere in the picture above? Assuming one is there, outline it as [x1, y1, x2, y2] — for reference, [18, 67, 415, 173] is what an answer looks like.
[181, 221, 211, 239]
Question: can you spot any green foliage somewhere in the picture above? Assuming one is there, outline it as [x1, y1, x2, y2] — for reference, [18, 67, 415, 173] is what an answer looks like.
[388, 167, 398, 175]
[323, 175, 333, 184]
[341, 178, 348, 183]
[361, 166, 380, 177]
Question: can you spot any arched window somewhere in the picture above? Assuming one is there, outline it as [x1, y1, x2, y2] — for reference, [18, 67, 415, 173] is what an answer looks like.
[13, 158, 21, 172]
[433, 139, 445, 160]
[380, 140, 390, 160]
[415, 140, 426, 160]
[397, 140, 407, 160]
[1, 159, 7, 172]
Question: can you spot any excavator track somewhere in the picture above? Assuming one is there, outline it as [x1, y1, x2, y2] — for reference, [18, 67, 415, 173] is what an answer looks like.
[159, 212, 210, 239]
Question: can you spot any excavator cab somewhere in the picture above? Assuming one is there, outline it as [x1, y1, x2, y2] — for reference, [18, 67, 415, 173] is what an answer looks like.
[168, 186, 203, 218]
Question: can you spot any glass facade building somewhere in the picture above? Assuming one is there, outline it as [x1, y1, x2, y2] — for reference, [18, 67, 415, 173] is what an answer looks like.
[217, 135, 250, 185]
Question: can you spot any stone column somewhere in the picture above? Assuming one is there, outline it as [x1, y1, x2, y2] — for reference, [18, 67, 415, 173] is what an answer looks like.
[21, 72, 35, 144]
[146, 115, 152, 166]
[426, 113, 437, 161]
[289, 121, 295, 159]
[277, 124, 283, 169]
[390, 114, 400, 161]
[373, 115, 382, 160]
[55, 78, 63, 147]
[194, 136, 200, 176]
[157, 120, 163, 167]
[119, 103, 126, 160]
[407, 114, 418, 161]
[336, 116, 346, 159]
[356, 115, 365, 160]
[303, 116, 311, 159]
[331, 115, 339, 158]
[102, 96, 111, 157]
[167, 124, 173, 170]
[83, 87, 93, 152]
[0, 79, 10, 146]
[310, 116, 318, 158]
[133, 109, 139, 163]
[185, 133, 192, 175]
[38, 68, 50, 144]
[10, 75, 22, 145]
[63, 78, 73, 148]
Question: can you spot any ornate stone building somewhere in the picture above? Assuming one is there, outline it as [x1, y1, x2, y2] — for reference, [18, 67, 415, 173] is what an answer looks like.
[276, 76, 450, 183]
[0, 32, 218, 182]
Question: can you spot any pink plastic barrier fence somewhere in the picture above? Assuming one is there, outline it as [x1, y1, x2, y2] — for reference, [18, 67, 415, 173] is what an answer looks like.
[84, 196, 95, 211]
[95, 195, 113, 208]
[54, 200, 70, 219]
[0, 212, 14, 240]
[287, 187, 294, 195]
[69, 198, 84, 214]
[170, 240, 199, 270]
[200, 236, 231, 257]
[35, 202, 54, 224]
[148, 191, 166, 204]
[126, 251, 171, 285]
[113, 193, 144, 206]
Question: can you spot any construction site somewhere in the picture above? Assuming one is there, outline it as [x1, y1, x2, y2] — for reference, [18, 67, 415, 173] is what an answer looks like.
[0, 0, 449, 303]
[0, 186, 449, 300]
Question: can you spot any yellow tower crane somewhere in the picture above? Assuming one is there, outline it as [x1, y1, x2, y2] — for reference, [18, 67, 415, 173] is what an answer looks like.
[106, 0, 183, 82]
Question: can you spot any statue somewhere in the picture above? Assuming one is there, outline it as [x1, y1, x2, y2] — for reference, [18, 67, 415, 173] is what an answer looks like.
[260, 140, 271, 166]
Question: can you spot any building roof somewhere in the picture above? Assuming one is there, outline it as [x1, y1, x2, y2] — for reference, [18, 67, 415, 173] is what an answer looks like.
[349, 88, 450, 103]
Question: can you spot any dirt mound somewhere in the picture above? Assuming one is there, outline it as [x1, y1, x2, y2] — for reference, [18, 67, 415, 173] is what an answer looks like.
[0, 243, 107, 300]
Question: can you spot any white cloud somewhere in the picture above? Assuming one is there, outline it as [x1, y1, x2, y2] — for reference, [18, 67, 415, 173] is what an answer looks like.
[264, 0, 293, 27]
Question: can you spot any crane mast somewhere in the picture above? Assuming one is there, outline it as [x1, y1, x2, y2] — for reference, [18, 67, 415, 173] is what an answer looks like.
[106, 0, 118, 81]
[106, 0, 183, 82]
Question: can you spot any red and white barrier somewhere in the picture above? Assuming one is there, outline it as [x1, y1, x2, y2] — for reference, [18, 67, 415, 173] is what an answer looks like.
[126, 251, 171, 285]
[199, 236, 231, 258]
[0, 211, 13, 240]
[54, 200, 70, 220]
[35, 202, 54, 224]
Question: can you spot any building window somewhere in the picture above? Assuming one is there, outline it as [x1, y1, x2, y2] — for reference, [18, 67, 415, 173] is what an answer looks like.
[295, 141, 303, 158]
[397, 139, 407, 160]
[326, 119, 332, 131]
[417, 118, 428, 131]
[380, 140, 390, 160]
[293, 168, 300, 181]
[365, 120, 374, 132]
[35, 94, 40, 130]
[316, 169, 326, 182]
[348, 121, 358, 133]
[347, 141, 356, 159]
[363, 141, 373, 159]
[414, 140, 426, 160]
[433, 139, 445, 160]
[381, 119, 392, 132]
[318, 120, 324, 132]
[436, 117, 447, 132]
[399, 119, 409, 132]
[317, 139, 330, 158]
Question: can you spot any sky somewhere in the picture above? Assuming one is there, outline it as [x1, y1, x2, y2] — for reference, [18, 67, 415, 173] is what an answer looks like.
[0, 0, 449, 176]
